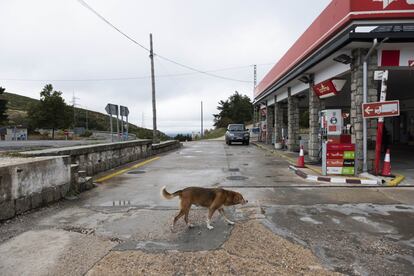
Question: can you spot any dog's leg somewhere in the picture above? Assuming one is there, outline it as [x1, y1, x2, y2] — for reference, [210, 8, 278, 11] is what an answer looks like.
[206, 208, 217, 230]
[171, 210, 185, 230]
[184, 208, 194, 228]
[218, 208, 235, 225]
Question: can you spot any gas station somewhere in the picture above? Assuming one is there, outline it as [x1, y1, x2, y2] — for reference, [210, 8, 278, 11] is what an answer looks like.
[254, 0, 414, 180]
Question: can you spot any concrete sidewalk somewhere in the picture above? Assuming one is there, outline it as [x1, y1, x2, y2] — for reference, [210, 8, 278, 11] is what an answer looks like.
[252, 142, 407, 187]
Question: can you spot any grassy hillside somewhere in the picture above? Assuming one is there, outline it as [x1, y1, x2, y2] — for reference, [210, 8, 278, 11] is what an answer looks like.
[3, 92, 169, 140]
[203, 128, 226, 140]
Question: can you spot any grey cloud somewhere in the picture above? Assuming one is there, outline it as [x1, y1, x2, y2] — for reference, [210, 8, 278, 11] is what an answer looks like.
[0, 0, 330, 132]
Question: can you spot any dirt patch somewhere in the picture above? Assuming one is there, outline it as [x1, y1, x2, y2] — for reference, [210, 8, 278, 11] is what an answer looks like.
[87, 221, 340, 275]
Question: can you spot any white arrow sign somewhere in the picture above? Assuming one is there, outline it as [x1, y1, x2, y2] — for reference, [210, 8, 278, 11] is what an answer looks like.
[365, 106, 374, 115]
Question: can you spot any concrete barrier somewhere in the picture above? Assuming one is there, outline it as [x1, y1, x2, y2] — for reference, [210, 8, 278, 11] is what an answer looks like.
[0, 139, 181, 221]
[0, 156, 71, 220]
[21, 140, 153, 176]
[152, 140, 182, 155]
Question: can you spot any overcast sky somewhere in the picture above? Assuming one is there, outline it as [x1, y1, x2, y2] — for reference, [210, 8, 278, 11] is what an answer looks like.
[0, 0, 330, 134]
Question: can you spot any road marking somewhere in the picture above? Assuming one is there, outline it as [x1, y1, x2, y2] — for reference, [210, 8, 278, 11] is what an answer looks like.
[95, 157, 160, 183]
[387, 174, 406, 187]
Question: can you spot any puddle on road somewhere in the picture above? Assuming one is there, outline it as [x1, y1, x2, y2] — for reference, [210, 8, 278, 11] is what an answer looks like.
[127, 170, 146, 174]
[113, 222, 234, 253]
[227, 176, 248, 181]
[228, 168, 240, 172]
[352, 216, 396, 234]
[300, 217, 323, 225]
[262, 204, 414, 276]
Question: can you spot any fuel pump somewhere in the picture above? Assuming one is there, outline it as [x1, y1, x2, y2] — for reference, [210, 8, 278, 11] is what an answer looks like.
[319, 109, 343, 140]
[319, 109, 356, 176]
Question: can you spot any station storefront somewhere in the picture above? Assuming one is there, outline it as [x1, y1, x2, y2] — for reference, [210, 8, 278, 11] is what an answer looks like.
[254, 0, 414, 175]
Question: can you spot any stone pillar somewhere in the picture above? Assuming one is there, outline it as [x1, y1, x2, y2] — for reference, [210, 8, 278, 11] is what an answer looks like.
[254, 105, 260, 126]
[287, 89, 300, 151]
[350, 49, 378, 173]
[274, 101, 283, 144]
[308, 84, 323, 161]
[267, 105, 274, 144]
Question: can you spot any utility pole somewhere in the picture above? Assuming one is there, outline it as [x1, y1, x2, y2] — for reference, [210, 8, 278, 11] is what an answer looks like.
[253, 65, 257, 126]
[116, 109, 120, 141]
[149, 33, 159, 143]
[71, 91, 80, 129]
[253, 64, 257, 89]
[201, 101, 203, 138]
[120, 113, 124, 141]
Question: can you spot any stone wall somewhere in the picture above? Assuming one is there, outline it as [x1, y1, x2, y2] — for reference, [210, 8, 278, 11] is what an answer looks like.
[0, 156, 71, 220]
[21, 140, 153, 176]
[1, 140, 182, 221]
[288, 90, 300, 151]
[267, 105, 275, 144]
[274, 102, 284, 144]
[152, 140, 182, 155]
[350, 49, 378, 172]
[308, 85, 324, 161]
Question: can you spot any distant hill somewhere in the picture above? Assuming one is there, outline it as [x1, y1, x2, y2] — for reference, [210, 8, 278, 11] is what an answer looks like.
[3, 92, 170, 140]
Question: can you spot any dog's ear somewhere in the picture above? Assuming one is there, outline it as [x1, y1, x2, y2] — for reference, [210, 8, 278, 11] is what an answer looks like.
[232, 193, 241, 204]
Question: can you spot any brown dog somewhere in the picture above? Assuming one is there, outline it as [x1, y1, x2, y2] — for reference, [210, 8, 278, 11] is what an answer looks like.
[161, 186, 248, 230]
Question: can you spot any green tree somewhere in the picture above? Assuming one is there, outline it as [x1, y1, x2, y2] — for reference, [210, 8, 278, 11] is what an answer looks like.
[28, 84, 71, 139]
[0, 86, 8, 125]
[213, 91, 253, 128]
[174, 133, 192, 142]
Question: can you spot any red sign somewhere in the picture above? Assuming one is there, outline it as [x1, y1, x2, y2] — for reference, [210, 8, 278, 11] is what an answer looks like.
[327, 143, 355, 151]
[325, 143, 356, 175]
[353, 0, 414, 11]
[313, 80, 338, 98]
[379, 49, 414, 67]
[327, 151, 344, 159]
[254, 0, 414, 98]
[362, 100, 400, 118]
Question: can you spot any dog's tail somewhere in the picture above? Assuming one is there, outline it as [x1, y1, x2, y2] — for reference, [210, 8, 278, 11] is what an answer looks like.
[161, 186, 182, 200]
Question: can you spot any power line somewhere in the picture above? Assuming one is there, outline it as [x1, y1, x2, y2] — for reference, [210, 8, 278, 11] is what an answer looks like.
[76, 0, 257, 84]
[0, 63, 275, 83]
[77, 0, 150, 52]
[155, 55, 252, 83]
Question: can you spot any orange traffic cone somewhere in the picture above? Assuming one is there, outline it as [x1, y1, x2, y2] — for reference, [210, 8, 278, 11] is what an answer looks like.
[381, 149, 392, 177]
[297, 145, 305, 168]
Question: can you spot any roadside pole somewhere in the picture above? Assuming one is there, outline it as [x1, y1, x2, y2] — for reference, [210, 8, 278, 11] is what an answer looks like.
[149, 33, 159, 144]
[253, 65, 257, 127]
[374, 70, 389, 175]
[126, 115, 129, 140]
[110, 114, 113, 142]
[121, 114, 124, 141]
[120, 106, 129, 141]
[106, 103, 118, 143]
[363, 39, 378, 172]
[201, 101, 203, 138]
[116, 109, 120, 142]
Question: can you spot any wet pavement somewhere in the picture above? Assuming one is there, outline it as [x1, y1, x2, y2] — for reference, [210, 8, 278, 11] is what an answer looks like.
[1, 140, 414, 275]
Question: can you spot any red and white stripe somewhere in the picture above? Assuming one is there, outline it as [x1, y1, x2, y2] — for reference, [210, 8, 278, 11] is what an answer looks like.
[379, 48, 414, 67]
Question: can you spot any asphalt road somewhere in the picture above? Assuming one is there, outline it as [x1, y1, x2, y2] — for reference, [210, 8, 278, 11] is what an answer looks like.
[1, 140, 414, 275]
